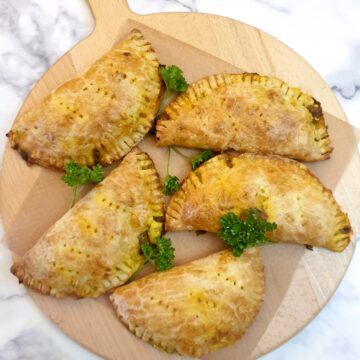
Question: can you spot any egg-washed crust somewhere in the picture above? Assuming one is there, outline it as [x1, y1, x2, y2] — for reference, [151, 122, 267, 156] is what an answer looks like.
[11, 148, 164, 298]
[156, 73, 331, 162]
[110, 248, 264, 357]
[7, 29, 161, 169]
[166, 153, 351, 252]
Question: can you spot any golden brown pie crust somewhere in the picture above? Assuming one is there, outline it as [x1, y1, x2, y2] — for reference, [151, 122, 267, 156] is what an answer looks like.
[166, 152, 351, 251]
[110, 248, 264, 357]
[11, 148, 164, 297]
[7, 29, 161, 169]
[156, 73, 331, 161]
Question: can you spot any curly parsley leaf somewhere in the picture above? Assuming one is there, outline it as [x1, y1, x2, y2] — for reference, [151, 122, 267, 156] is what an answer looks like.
[219, 208, 277, 257]
[191, 150, 214, 170]
[163, 146, 181, 196]
[163, 175, 181, 196]
[159, 65, 189, 92]
[62, 161, 104, 208]
[141, 236, 175, 272]
[62, 161, 104, 186]
[162, 147, 214, 196]
[171, 146, 215, 170]
[156, 65, 189, 117]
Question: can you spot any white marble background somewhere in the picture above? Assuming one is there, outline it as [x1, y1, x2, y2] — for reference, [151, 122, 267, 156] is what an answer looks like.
[0, 0, 359, 359]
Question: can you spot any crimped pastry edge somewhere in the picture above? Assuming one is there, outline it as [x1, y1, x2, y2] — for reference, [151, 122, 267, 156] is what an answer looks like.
[165, 152, 351, 252]
[7, 29, 161, 170]
[109, 248, 265, 357]
[10, 147, 165, 298]
[156, 73, 332, 161]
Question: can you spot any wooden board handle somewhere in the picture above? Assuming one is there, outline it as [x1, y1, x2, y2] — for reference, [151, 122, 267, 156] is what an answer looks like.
[88, 0, 132, 25]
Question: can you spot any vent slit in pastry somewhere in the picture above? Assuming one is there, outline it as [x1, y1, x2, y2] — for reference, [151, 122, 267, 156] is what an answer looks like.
[166, 153, 351, 252]
[11, 148, 164, 298]
[110, 248, 264, 357]
[7, 29, 161, 169]
[156, 73, 331, 161]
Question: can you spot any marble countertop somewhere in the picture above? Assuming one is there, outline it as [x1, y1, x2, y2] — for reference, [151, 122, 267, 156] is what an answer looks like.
[0, 0, 359, 359]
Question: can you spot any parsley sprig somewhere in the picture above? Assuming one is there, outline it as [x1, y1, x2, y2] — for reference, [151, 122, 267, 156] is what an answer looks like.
[219, 208, 277, 257]
[157, 64, 189, 116]
[62, 161, 104, 208]
[172, 147, 214, 170]
[163, 146, 181, 196]
[159, 64, 189, 92]
[141, 236, 175, 272]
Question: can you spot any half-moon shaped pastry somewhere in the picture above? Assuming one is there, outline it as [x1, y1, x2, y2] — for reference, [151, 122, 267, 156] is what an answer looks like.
[156, 73, 331, 162]
[11, 148, 164, 298]
[7, 29, 161, 169]
[166, 153, 351, 251]
[110, 248, 264, 357]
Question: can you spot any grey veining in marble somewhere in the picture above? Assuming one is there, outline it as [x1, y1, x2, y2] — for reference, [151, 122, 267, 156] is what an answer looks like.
[0, 0, 92, 96]
[129, 0, 197, 13]
[0, 0, 359, 359]
[0, 329, 66, 360]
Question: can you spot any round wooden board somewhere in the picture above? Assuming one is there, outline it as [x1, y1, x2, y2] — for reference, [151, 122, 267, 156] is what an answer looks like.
[1, 1, 359, 359]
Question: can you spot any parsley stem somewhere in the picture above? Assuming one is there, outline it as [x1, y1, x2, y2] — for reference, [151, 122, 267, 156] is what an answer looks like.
[70, 186, 78, 209]
[125, 261, 148, 284]
[156, 90, 176, 118]
[171, 146, 193, 161]
[166, 146, 171, 176]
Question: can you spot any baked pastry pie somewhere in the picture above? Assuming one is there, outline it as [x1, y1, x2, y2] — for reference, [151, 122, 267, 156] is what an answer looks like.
[110, 248, 264, 357]
[11, 148, 164, 297]
[166, 153, 351, 251]
[156, 73, 331, 161]
[7, 29, 161, 169]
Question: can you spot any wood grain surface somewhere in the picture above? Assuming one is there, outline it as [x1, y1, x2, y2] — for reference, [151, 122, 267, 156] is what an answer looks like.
[0, 0, 359, 359]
